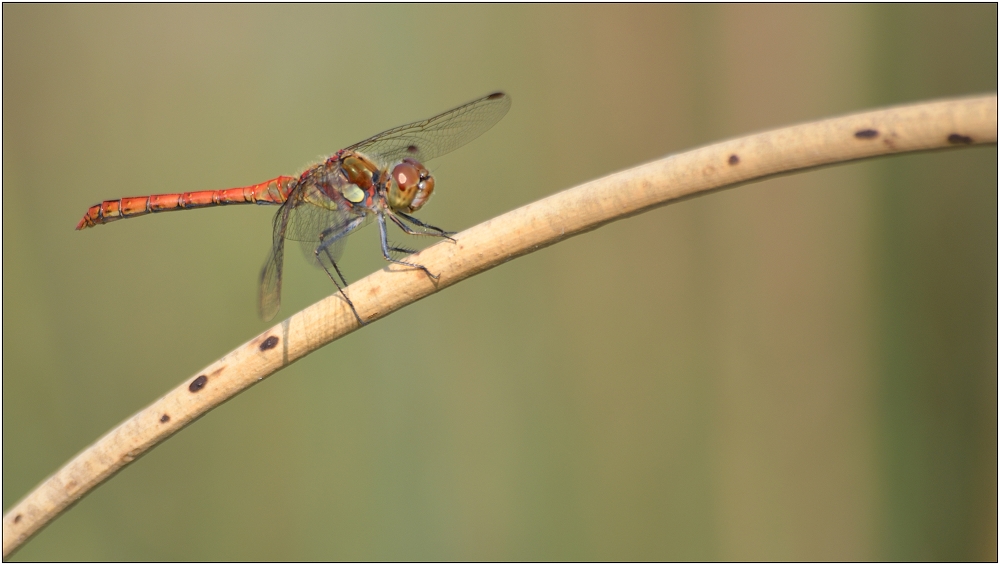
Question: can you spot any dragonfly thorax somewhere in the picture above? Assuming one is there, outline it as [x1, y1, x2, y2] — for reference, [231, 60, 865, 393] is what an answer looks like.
[387, 158, 435, 213]
[338, 153, 378, 192]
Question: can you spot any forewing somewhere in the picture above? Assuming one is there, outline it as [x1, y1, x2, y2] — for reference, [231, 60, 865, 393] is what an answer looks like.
[346, 92, 511, 167]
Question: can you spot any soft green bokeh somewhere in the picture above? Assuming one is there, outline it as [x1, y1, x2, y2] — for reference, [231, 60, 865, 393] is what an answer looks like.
[3, 4, 995, 560]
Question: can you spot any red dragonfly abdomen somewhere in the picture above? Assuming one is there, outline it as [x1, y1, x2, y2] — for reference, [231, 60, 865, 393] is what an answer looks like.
[76, 176, 297, 230]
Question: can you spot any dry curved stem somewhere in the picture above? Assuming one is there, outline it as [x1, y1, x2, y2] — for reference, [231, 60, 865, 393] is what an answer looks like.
[3, 94, 996, 558]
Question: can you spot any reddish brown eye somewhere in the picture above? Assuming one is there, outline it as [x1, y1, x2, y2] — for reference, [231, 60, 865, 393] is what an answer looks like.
[388, 158, 434, 212]
[387, 162, 422, 211]
[392, 162, 419, 193]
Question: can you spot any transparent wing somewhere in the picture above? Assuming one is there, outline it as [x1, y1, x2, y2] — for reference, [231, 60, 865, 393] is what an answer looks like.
[257, 178, 367, 321]
[278, 173, 360, 243]
[258, 200, 292, 321]
[345, 92, 511, 167]
[258, 246, 283, 322]
[298, 214, 372, 269]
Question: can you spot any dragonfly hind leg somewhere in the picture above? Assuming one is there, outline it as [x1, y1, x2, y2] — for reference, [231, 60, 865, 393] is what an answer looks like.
[315, 217, 367, 325]
[316, 246, 365, 326]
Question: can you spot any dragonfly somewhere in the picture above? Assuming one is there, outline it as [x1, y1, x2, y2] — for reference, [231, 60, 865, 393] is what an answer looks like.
[77, 92, 511, 325]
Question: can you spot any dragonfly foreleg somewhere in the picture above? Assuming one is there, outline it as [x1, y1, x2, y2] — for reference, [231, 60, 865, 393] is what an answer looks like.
[393, 211, 456, 240]
[378, 213, 440, 280]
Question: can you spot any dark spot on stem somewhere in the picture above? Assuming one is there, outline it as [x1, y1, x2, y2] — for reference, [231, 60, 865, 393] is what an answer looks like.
[947, 133, 973, 144]
[160, 414, 170, 423]
[260, 336, 279, 351]
[14, 514, 22, 524]
[854, 129, 879, 139]
[728, 154, 740, 165]
[189, 375, 208, 392]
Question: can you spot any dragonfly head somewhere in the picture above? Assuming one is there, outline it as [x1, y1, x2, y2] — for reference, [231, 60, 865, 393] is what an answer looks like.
[387, 158, 435, 213]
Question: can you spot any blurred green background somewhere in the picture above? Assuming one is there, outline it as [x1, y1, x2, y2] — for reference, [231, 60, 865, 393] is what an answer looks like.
[3, 4, 996, 561]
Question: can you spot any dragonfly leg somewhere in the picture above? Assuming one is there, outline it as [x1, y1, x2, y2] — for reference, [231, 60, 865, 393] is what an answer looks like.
[394, 211, 457, 240]
[378, 213, 440, 280]
[316, 246, 365, 326]
[315, 217, 367, 325]
[326, 252, 351, 289]
[316, 216, 366, 253]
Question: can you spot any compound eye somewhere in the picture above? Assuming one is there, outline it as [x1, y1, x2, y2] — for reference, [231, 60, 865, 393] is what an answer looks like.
[392, 162, 419, 194]
[388, 162, 420, 210]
